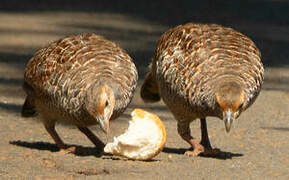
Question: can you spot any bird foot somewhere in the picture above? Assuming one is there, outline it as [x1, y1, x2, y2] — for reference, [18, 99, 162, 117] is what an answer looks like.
[185, 142, 205, 156]
[58, 146, 76, 155]
[184, 147, 221, 157]
[200, 139, 221, 156]
[185, 148, 204, 156]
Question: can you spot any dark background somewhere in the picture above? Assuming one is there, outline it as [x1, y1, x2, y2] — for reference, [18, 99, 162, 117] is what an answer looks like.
[1, 0, 289, 68]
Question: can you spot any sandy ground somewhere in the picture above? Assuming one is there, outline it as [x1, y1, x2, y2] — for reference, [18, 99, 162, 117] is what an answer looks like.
[0, 1, 289, 179]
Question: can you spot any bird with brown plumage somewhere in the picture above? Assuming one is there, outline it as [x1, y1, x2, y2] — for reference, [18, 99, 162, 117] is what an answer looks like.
[22, 33, 138, 153]
[141, 23, 264, 156]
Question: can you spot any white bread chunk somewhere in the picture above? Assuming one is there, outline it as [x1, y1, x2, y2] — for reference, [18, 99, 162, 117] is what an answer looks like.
[104, 108, 166, 160]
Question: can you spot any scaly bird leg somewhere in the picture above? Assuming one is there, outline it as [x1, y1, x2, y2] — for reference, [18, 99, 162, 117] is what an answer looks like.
[77, 127, 105, 150]
[177, 122, 204, 156]
[200, 118, 220, 156]
[44, 124, 75, 154]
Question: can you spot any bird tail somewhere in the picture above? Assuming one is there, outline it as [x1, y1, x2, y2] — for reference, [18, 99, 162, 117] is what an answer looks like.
[140, 69, 160, 103]
[21, 96, 37, 117]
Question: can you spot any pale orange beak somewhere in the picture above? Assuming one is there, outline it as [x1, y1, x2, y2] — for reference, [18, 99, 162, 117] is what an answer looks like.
[97, 116, 109, 134]
[224, 109, 234, 133]
[97, 115, 110, 142]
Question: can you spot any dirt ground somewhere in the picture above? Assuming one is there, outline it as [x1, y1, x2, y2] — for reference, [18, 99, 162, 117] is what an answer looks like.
[0, 1, 289, 179]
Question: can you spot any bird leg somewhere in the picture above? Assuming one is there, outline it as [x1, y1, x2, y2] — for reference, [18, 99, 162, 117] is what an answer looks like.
[177, 122, 204, 156]
[44, 124, 76, 154]
[200, 118, 212, 149]
[199, 118, 220, 156]
[77, 127, 105, 151]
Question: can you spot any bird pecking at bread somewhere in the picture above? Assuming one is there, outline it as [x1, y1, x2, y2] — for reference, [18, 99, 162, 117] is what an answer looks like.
[141, 23, 264, 156]
[22, 33, 138, 153]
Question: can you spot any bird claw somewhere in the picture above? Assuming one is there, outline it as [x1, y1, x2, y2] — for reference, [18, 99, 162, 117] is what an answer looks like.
[185, 148, 221, 157]
[58, 146, 76, 154]
[185, 148, 204, 156]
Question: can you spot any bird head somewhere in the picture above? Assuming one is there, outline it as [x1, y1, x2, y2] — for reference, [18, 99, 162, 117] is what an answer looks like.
[215, 82, 245, 133]
[85, 84, 115, 136]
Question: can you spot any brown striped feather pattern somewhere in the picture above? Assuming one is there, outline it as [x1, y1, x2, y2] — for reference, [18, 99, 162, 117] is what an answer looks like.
[23, 33, 138, 127]
[141, 23, 264, 139]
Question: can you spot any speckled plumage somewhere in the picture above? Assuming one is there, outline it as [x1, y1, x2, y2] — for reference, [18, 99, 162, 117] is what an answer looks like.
[141, 23, 264, 155]
[22, 33, 138, 152]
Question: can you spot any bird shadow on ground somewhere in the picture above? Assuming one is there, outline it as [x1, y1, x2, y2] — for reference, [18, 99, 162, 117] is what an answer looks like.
[102, 154, 159, 162]
[9, 140, 103, 157]
[162, 147, 243, 160]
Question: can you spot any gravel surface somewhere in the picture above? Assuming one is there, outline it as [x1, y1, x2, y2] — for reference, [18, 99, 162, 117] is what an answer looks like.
[0, 1, 288, 179]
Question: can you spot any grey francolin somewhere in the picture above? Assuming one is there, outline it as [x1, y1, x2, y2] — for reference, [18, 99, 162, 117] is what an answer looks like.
[22, 33, 138, 153]
[141, 23, 264, 156]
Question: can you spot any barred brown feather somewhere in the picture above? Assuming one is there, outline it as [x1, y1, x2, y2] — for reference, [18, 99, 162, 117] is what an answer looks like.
[141, 23, 264, 155]
[22, 33, 138, 152]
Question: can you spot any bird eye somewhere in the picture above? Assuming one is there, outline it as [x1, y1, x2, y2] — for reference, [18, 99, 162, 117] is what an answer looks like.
[239, 103, 244, 109]
[105, 101, 109, 107]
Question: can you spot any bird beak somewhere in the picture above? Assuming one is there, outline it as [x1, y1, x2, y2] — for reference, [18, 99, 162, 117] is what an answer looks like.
[97, 116, 110, 135]
[224, 109, 233, 133]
